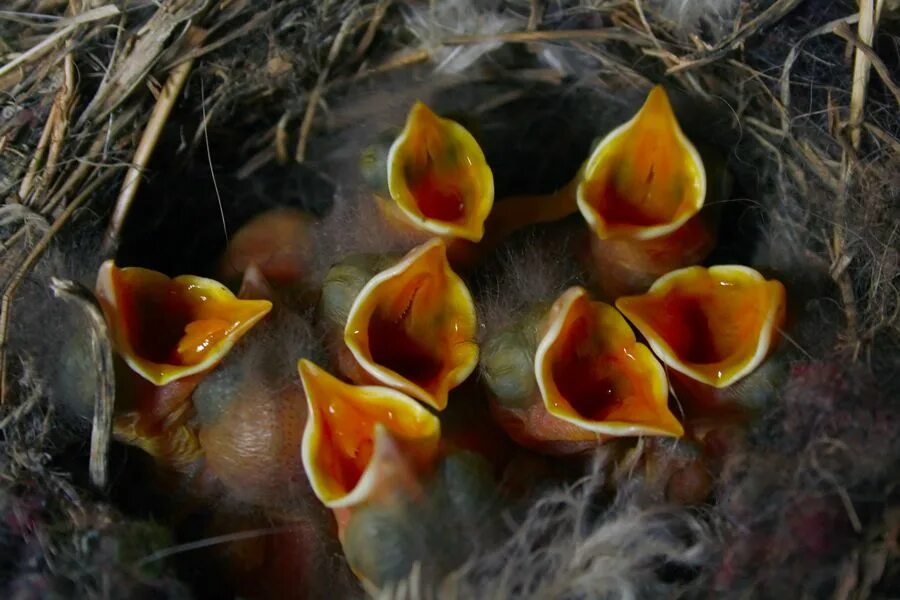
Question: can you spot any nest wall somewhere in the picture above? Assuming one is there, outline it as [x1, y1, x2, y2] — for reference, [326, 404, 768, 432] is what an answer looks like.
[0, 1, 898, 598]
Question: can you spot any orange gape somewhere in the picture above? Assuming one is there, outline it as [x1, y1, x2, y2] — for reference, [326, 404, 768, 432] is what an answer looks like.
[485, 286, 683, 455]
[95, 261, 272, 469]
[408, 170, 466, 222]
[112, 270, 229, 367]
[362, 272, 441, 390]
[96, 261, 272, 385]
[572, 86, 716, 299]
[578, 86, 705, 241]
[617, 266, 787, 388]
[299, 360, 440, 509]
[535, 287, 683, 438]
[385, 102, 494, 242]
[343, 239, 478, 411]
[547, 307, 662, 423]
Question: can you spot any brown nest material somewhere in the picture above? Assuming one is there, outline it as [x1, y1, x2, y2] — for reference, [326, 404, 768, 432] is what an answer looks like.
[1, 1, 898, 598]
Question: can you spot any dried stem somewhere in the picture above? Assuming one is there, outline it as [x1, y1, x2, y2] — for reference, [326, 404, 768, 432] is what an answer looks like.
[0, 5, 119, 80]
[832, 0, 884, 346]
[0, 167, 117, 405]
[295, 10, 357, 163]
[101, 34, 200, 254]
[50, 278, 114, 490]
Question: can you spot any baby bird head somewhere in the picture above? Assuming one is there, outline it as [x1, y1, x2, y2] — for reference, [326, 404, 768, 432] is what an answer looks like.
[94, 261, 272, 472]
[616, 265, 787, 389]
[364, 101, 494, 243]
[217, 207, 317, 292]
[319, 238, 479, 411]
[482, 286, 683, 454]
[299, 359, 440, 510]
[577, 86, 706, 242]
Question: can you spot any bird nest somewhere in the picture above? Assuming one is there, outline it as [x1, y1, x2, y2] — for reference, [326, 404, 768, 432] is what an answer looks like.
[1, 1, 898, 598]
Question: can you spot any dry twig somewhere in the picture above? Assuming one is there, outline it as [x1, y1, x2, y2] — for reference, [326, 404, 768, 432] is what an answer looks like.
[50, 278, 114, 490]
[101, 30, 203, 253]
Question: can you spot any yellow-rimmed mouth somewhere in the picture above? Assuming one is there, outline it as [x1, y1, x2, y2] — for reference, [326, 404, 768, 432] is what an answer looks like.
[385, 102, 494, 242]
[343, 239, 478, 411]
[577, 86, 706, 241]
[534, 287, 683, 437]
[96, 260, 272, 385]
[616, 266, 787, 388]
[299, 360, 440, 509]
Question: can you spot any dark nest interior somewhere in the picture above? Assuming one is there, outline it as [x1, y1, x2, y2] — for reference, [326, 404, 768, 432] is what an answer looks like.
[1, 1, 898, 598]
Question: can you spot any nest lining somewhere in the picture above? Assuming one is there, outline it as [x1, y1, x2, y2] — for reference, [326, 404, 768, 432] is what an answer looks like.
[1, 0, 898, 598]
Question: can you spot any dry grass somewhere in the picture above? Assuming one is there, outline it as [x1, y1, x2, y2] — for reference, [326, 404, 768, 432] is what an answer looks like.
[0, 0, 897, 597]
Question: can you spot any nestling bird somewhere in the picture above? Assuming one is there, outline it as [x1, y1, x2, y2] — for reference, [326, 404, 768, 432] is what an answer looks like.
[482, 285, 683, 455]
[94, 260, 272, 473]
[360, 101, 495, 245]
[318, 238, 478, 411]
[616, 265, 787, 418]
[576, 86, 721, 299]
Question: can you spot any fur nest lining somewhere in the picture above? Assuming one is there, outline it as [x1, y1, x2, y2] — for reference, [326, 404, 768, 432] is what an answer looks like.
[1, 1, 898, 598]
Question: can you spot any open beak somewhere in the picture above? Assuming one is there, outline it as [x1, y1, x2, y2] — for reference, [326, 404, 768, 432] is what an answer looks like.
[299, 360, 440, 509]
[534, 287, 683, 438]
[343, 238, 478, 411]
[383, 102, 494, 242]
[577, 86, 706, 241]
[616, 266, 787, 388]
[95, 260, 272, 386]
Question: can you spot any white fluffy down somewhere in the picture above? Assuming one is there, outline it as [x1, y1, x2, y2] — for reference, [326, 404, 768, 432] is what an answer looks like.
[402, 0, 521, 74]
[378, 449, 712, 600]
[650, 0, 741, 38]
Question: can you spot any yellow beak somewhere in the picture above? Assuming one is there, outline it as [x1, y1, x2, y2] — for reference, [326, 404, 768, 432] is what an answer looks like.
[534, 286, 683, 438]
[343, 238, 478, 411]
[616, 266, 787, 388]
[383, 102, 494, 242]
[577, 86, 706, 241]
[299, 360, 440, 509]
[95, 260, 272, 386]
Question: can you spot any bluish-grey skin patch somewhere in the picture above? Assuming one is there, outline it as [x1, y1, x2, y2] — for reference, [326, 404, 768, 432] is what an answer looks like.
[342, 451, 503, 588]
[358, 129, 398, 199]
[714, 344, 792, 412]
[479, 302, 551, 409]
[53, 307, 101, 418]
[318, 251, 401, 332]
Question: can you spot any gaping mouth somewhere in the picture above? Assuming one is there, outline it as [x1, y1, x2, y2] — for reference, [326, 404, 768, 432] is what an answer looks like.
[386, 102, 494, 242]
[96, 261, 272, 385]
[299, 360, 440, 508]
[344, 239, 478, 411]
[577, 86, 706, 241]
[616, 266, 787, 388]
[535, 287, 683, 437]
